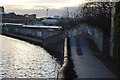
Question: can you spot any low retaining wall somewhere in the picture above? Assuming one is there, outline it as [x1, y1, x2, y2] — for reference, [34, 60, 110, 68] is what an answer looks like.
[2, 25, 60, 39]
[2, 26, 43, 39]
[68, 24, 103, 53]
[42, 31, 67, 64]
[2, 26, 67, 64]
[2, 32, 42, 45]
[57, 38, 77, 80]
[57, 38, 69, 79]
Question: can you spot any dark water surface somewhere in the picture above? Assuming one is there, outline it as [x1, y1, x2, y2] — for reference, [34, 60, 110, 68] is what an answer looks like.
[0, 35, 60, 78]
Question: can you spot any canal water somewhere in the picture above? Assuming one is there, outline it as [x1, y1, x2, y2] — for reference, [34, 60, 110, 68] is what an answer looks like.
[0, 35, 60, 78]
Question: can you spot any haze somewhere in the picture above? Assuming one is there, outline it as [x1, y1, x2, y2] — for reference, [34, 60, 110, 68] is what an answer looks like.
[1, 0, 86, 17]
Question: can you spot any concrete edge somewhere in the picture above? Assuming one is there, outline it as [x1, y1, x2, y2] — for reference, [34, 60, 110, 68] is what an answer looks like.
[2, 32, 42, 45]
[57, 38, 69, 80]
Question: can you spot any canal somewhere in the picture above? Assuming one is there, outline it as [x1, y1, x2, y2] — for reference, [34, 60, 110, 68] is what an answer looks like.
[0, 35, 60, 78]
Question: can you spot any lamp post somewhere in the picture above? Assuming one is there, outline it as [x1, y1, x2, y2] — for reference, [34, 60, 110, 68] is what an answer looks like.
[46, 9, 48, 18]
[67, 7, 69, 19]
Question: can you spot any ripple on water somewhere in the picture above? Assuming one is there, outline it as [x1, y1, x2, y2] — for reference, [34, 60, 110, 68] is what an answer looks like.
[0, 35, 60, 78]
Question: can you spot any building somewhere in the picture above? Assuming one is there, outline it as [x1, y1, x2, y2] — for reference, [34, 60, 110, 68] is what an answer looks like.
[2, 12, 38, 24]
[0, 7, 4, 23]
[54, 15, 60, 18]
[41, 18, 59, 26]
[2, 12, 28, 24]
[24, 14, 37, 24]
[0, 7, 37, 24]
[0, 7, 4, 13]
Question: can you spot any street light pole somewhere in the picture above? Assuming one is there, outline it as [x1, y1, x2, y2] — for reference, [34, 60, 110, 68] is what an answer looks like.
[46, 9, 48, 18]
[67, 7, 69, 19]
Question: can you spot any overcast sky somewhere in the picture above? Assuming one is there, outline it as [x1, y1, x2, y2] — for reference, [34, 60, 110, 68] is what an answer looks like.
[0, 0, 87, 17]
[1, 0, 119, 17]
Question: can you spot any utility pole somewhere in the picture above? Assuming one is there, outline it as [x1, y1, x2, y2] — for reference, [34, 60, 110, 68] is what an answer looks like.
[66, 6, 70, 30]
[67, 7, 69, 19]
[46, 9, 48, 18]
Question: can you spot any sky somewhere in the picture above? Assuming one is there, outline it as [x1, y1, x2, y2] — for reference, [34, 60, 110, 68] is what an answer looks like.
[1, 0, 86, 7]
[1, 0, 119, 17]
[0, 0, 88, 17]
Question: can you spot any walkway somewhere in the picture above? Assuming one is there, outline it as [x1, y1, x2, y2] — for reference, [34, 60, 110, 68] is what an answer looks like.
[70, 37, 116, 78]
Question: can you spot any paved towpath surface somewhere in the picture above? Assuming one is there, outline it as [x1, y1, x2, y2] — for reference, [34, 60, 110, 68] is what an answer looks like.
[70, 37, 116, 78]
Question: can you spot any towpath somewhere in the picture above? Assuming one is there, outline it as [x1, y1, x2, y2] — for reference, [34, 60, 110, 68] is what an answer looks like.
[70, 36, 116, 78]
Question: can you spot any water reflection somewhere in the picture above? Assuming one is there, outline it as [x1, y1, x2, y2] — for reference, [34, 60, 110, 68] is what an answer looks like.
[0, 35, 60, 78]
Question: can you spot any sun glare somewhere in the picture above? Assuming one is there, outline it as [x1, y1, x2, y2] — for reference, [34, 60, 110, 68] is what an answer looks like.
[68, 0, 86, 7]
[2, 0, 86, 9]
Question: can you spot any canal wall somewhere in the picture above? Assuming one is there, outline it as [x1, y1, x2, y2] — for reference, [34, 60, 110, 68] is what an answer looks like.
[2, 26, 44, 45]
[57, 38, 77, 80]
[2, 24, 105, 79]
[2, 26, 66, 64]
[2, 24, 104, 61]
[68, 24, 103, 53]
[57, 38, 69, 80]
[2, 25, 60, 39]
[42, 31, 67, 64]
